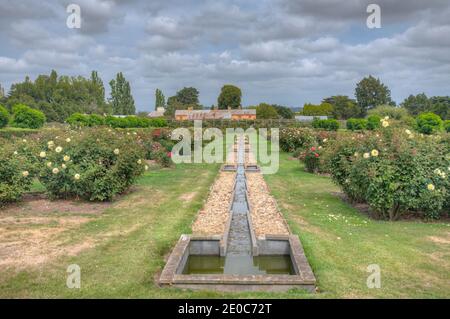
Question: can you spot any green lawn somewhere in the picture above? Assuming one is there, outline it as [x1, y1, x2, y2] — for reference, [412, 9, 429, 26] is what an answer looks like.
[0, 154, 448, 298]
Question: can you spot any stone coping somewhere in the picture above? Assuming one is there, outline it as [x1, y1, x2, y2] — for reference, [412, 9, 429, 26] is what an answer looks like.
[221, 164, 237, 172]
[158, 234, 316, 290]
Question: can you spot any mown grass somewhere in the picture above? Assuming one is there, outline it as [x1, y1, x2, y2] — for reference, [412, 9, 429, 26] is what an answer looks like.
[0, 154, 448, 298]
[265, 152, 450, 298]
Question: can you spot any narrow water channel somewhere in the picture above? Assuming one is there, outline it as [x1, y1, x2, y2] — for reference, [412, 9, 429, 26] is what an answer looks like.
[182, 136, 295, 275]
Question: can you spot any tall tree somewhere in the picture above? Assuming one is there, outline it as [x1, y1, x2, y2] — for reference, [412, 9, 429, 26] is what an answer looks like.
[155, 89, 165, 109]
[90, 71, 105, 108]
[401, 93, 430, 116]
[218, 85, 242, 109]
[429, 96, 450, 120]
[109, 72, 135, 115]
[0, 83, 4, 99]
[272, 105, 294, 119]
[256, 103, 278, 119]
[323, 95, 362, 119]
[175, 87, 199, 106]
[5, 70, 108, 122]
[355, 76, 393, 114]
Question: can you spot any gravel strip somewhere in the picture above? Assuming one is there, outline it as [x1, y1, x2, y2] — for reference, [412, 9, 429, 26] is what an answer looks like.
[191, 172, 235, 236]
[246, 173, 290, 236]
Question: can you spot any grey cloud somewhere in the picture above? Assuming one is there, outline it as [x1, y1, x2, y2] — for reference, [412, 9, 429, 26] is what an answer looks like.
[280, 0, 450, 23]
[1, 0, 450, 110]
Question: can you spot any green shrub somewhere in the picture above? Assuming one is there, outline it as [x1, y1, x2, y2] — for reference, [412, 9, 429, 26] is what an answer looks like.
[87, 114, 105, 126]
[312, 118, 339, 131]
[346, 118, 367, 131]
[149, 117, 167, 127]
[366, 115, 381, 130]
[0, 140, 35, 206]
[103, 116, 166, 129]
[443, 120, 450, 133]
[10, 104, 46, 129]
[0, 104, 9, 128]
[303, 103, 334, 116]
[37, 128, 146, 201]
[66, 113, 90, 127]
[415, 112, 442, 134]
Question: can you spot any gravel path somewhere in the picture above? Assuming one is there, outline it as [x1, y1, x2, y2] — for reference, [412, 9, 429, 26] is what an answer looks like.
[192, 138, 289, 237]
[191, 172, 235, 236]
[246, 173, 290, 237]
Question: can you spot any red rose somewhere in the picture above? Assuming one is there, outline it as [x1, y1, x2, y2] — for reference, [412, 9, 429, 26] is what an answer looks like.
[311, 147, 316, 152]
[314, 153, 319, 158]
[167, 152, 172, 158]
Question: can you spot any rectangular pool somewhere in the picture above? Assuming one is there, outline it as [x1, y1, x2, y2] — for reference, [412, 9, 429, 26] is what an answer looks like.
[182, 255, 295, 275]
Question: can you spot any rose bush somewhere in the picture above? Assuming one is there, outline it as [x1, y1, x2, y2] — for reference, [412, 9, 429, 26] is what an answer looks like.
[0, 138, 36, 206]
[329, 127, 449, 220]
[36, 128, 146, 201]
[279, 128, 316, 152]
[302, 146, 322, 173]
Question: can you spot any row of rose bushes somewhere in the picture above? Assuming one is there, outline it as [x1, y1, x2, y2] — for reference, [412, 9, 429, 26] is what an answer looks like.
[0, 128, 175, 206]
[281, 125, 450, 220]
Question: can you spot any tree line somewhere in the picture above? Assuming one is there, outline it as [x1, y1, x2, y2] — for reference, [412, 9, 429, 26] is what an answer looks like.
[0, 70, 135, 122]
[299, 75, 449, 120]
[1, 71, 448, 123]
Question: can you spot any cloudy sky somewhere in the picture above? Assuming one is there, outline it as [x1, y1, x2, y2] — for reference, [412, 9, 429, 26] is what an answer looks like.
[1, 0, 450, 112]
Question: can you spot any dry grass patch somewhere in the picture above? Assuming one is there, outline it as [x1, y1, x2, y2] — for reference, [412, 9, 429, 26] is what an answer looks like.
[428, 233, 450, 245]
[0, 194, 110, 271]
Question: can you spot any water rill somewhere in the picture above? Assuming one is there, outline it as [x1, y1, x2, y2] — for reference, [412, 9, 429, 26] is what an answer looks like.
[159, 134, 316, 292]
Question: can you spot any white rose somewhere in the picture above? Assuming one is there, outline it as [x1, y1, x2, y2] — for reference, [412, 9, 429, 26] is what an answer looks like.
[39, 151, 46, 158]
[55, 146, 63, 153]
[52, 168, 59, 174]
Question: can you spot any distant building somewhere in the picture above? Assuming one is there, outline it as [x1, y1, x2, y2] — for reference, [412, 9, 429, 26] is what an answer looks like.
[295, 115, 328, 122]
[175, 109, 256, 121]
[148, 107, 165, 118]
